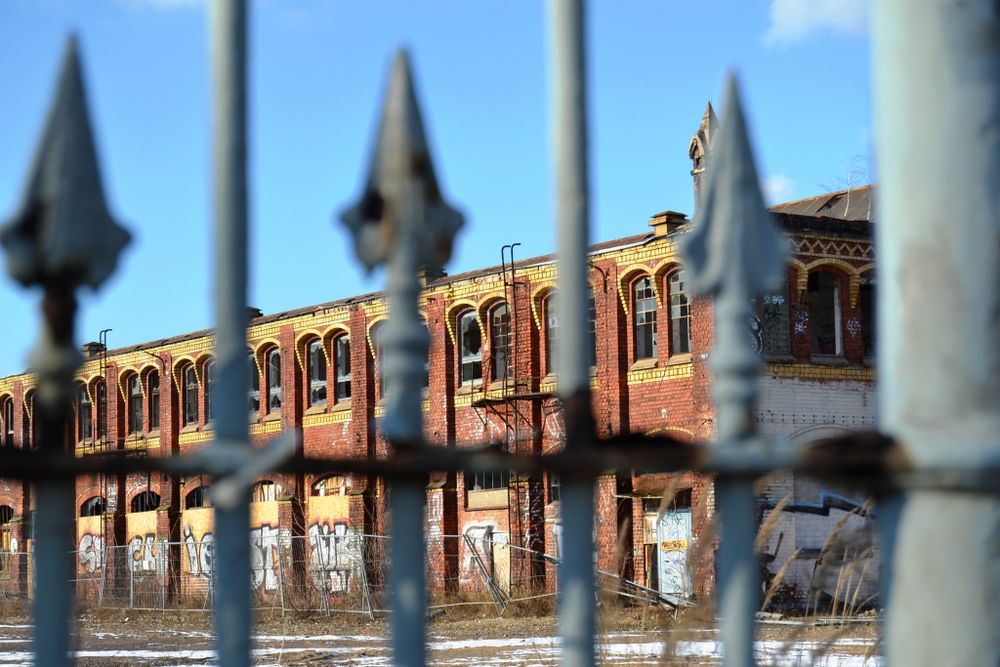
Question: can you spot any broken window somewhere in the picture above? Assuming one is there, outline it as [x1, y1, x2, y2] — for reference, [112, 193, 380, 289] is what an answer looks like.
[490, 303, 512, 381]
[80, 496, 106, 517]
[667, 269, 690, 355]
[182, 364, 199, 426]
[759, 276, 790, 356]
[185, 485, 211, 509]
[95, 380, 107, 440]
[2, 396, 13, 447]
[203, 360, 216, 423]
[147, 371, 160, 431]
[130, 491, 160, 513]
[809, 271, 843, 356]
[307, 339, 326, 407]
[251, 481, 277, 503]
[469, 469, 509, 491]
[0, 506, 12, 571]
[633, 276, 658, 360]
[248, 352, 260, 415]
[459, 311, 482, 384]
[77, 384, 92, 441]
[312, 475, 348, 497]
[128, 374, 143, 434]
[267, 349, 282, 411]
[545, 293, 559, 374]
[334, 335, 351, 400]
[860, 275, 875, 358]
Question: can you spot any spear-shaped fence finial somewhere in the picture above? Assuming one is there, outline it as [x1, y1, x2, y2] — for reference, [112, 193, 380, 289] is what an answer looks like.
[0, 34, 131, 667]
[1, 35, 131, 291]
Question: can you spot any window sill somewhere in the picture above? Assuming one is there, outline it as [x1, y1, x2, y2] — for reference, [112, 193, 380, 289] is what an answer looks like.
[810, 355, 848, 366]
[762, 354, 795, 364]
[456, 382, 483, 396]
[630, 358, 658, 371]
[146, 428, 160, 438]
[667, 353, 692, 366]
[262, 411, 282, 423]
[180, 424, 200, 434]
[304, 405, 327, 416]
[333, 398, 352, 411]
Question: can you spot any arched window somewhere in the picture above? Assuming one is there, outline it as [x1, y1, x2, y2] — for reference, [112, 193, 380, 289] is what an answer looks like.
[312, 475, 348, 497]
[459, 311, 482, 384]
[186, 485, 211, 509]
[545, 291, 597, 373]
[77, 385, 92, 441]
[334, 335, 351, 401]
[204, 360, 216, 423]
[130, 491, 160, 513]
[307, 340, 326, 407]
[1, 397, 13, 448]
[22, 392, 34, 448]
[633, 276, 658, 360]
[147, 370, 160, 431]
[370, 323, 386, 397]
[489, 303, 512, 381]
[266, 349, 282, 411]
[182, 364, 199, 426]
[80, 496, 106, 517]
[95, 380, 107, 440]
[667, 269, 690, 356]
[248, 352, 260, 415]
[251, 481, 277, 503]
[545, 294, 559, 375]
[587, 291, 598, 367]
[808, 271, 843, 356]
[0, 505, 13, 567]
[127, 374, 143, 434]
[759, 274, 790, 356]
[860, 275, 875, 358]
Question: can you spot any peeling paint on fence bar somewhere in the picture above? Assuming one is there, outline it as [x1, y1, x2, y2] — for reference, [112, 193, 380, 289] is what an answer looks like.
[209, 2, 252, 666]
[872, 1, 1000, 664]
[341, 49, 464, 667]
[548, 1, 597, 665]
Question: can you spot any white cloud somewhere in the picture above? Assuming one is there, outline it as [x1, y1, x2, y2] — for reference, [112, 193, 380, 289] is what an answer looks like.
[763, 0, 867, 46]
[764, 173, 795, 204]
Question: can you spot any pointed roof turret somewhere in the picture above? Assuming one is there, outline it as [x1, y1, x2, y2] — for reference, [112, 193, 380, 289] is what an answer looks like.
[681, 75, 786, 298]
[1, 35, 130, 289]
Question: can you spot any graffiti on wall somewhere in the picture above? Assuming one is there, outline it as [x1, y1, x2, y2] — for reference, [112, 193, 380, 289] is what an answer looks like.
[128, 533, 163, 572]
[183, 525, 214, 579]
[307, 522, 358, 592]
[759, 490, 878, 605]
[182, 524, 283, 592]
[78, 533, 105, 573]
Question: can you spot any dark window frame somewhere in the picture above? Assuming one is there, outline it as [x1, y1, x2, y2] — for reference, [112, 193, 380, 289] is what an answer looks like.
[633, 276, 658, 361]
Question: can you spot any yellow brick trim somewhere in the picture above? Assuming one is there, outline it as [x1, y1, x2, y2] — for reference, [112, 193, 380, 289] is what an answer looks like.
[303, 410, 352, 428]
[179, 430, 212, 445]
[626, 362, 693, 386]
[762, 363, 874, 381]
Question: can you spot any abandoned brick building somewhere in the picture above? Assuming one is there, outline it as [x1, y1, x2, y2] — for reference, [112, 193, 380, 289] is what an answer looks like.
[0, 111, 876, 609]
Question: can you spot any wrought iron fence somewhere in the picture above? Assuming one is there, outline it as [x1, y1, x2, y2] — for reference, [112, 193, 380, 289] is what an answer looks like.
[1, 0, 999, 666]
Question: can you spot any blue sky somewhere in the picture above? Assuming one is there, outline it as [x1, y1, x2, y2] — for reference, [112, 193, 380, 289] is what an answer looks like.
[0, 0, 870, 378]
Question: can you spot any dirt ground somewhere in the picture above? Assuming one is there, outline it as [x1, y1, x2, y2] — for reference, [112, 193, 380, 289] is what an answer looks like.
[0, 602, 880, 665]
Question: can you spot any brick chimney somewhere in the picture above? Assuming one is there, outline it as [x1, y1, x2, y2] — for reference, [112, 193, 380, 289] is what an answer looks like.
[648, 210, 689, 237]
[81, 341, 106, 358]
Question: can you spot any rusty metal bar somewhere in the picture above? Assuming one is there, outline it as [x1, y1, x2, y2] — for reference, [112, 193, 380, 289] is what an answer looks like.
[548, 0, 596, 665]
[209, 1, 252, 666]
[872, 1, 1000, 664]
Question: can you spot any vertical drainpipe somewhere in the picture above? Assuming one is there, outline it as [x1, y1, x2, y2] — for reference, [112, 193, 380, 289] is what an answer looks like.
[872, 1, 1000, 664]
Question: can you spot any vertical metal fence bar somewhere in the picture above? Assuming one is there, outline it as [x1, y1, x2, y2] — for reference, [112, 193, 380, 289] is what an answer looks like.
[340, 50, 463, 667]
[210, 1, 251, 666]
[680, 76, 786, 667]
[872, 2, 1000, 664]
[548, 1, 596, 665]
